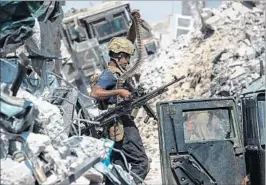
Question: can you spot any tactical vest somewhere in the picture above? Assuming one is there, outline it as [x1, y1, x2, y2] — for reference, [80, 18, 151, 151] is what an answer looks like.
[90, 66, 124, 142]
[90, 66, 123, 110]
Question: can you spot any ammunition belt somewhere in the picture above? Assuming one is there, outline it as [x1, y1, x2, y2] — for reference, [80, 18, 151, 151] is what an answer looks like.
[116, 13, 144, 98]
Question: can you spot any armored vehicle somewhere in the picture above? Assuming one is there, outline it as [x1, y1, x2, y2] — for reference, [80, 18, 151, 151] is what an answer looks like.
[157, 76, 265, 185]
[240, 76, 265, 185]
[61, 1, 159, 83]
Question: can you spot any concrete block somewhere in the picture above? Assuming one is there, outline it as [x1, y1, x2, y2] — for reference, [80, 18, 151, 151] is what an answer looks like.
[83, 167, 104, 183]
[22, 132, 51, 156]
[230, 68, 246, 79]
[70, 176, 91, 185]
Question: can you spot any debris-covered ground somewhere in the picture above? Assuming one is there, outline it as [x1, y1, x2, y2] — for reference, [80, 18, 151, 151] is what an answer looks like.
[135, 2, 265, 184]
[0, 2, 110, 185]
[1, 89, 107, 184]
[0, 1, 265, 185]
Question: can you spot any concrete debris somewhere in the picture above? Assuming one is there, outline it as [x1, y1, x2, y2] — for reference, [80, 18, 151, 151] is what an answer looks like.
[0, 1, 265, 185]
[17, 90, 68, 140]
[1, 1, 111, 185]
[83, 168, 104, 183]
[201, 8, 213, 21]
[0, 129, 10, 159]
[135, 1, 265, 184]
[21, 133, 51, 156]
[70, 176, 91, 185]
[0, 158, 35, 185]
[1, 90, 107, 184]
[72, 136, 106, 159]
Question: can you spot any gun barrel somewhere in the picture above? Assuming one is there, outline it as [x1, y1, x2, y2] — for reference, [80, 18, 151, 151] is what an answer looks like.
[163, 75, 185, 89]
[135, 75, 185, 104]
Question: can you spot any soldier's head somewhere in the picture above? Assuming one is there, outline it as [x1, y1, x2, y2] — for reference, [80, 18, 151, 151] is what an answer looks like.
[107, 37, 135, 68]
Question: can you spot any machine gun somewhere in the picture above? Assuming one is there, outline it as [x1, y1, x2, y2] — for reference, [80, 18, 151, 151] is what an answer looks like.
[124, 76, 159, 123]
[94, 75, 185, 127]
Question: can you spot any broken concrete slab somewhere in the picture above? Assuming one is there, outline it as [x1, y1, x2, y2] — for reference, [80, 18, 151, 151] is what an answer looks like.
[229, 60, 245, 67]
[21, 132, 51, 156]
[70, 176, 91, 185]
[245, 47, 256, 60]
[220, 52, 234, 61]
[74, 136, 105, 159]
[231, 2, 252, 14]
[201, 8, 213, 21]
[16, 90, 68, 143]
[83, 167, 104, 183]
[205, 15, 221, 25]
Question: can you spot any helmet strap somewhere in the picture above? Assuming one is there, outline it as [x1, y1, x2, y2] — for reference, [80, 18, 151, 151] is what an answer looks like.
[110, 58, 127, 74]
[115, 60, 127, 73]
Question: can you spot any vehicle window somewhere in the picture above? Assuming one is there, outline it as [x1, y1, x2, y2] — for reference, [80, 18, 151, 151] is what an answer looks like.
[94, 16, 127, 38]
[110, 19, 125, 33]
[257, 96, 265, 145]
[245, 106, 256, 139]
[95, 22, 110, 37]
[183, 109, 235, 142]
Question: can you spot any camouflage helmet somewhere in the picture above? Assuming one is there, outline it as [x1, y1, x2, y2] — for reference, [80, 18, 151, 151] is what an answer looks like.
[108, 37, 135, 55]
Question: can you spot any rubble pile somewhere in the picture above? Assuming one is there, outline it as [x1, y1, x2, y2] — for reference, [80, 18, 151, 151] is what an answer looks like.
[0, 90, 106, 185]
[136, 2, 265, 184]
[0, 1, 265, 185]
[1, 2, 114, 185]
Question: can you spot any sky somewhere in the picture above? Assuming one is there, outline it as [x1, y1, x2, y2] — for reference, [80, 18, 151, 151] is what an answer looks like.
[62, 1, 222, 24]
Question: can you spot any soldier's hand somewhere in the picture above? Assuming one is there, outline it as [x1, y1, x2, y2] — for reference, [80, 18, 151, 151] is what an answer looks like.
[131, 9, 141, 21]
[118, 89, 131, 99]
[241, 175, 250, 185]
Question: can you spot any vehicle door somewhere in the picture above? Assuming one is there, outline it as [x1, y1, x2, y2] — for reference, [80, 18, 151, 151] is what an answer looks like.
[242, 91, 265, 185]
[157, 98, 247, 185]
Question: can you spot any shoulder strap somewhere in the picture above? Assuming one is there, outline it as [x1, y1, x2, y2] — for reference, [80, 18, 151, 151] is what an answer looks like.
[107, 66, 123, 77]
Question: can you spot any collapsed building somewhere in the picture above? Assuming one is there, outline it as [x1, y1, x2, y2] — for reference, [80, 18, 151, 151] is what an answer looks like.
[0, 1, 265, 185]
[0, 1, 118, 185]
[135, 1, 265, 184]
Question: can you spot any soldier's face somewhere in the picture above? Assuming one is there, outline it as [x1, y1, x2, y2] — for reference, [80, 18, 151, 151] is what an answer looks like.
[119, 53, 131, 67]
[119, 57, 129, 65]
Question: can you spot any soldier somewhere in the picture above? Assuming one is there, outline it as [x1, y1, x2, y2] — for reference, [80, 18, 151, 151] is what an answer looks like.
[90, 10, 149, 184]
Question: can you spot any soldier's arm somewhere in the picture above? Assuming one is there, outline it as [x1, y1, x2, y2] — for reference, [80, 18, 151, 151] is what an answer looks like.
[126, 22, 136, 44]
[90, 71, 130, 99]
[91, 86, 123, 100]
[126, 9, 141, 44]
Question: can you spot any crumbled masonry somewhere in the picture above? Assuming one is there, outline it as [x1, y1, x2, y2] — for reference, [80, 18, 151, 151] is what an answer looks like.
[0, 1, 265, 185]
